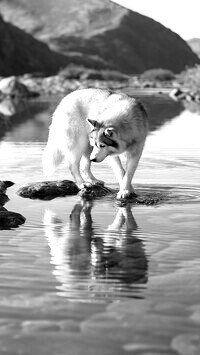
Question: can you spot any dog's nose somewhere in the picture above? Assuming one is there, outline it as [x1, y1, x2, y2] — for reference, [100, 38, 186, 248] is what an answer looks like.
[90, 158, 97, 162]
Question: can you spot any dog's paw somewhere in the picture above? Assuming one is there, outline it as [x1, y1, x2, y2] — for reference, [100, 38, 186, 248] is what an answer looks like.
[78, 183, 87, 190]
[117, 189, 131, 200]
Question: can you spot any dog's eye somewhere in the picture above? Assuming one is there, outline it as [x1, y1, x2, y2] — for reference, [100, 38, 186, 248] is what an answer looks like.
[100, 143, 106, 148]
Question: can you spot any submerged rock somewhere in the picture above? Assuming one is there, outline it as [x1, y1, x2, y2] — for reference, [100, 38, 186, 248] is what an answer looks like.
[17, 180, 79, 199]
[132, 192, 166, 205]
[116, 190, 168, 206]
[17, 179, 170, 206]
[0, 180, 25, 229]
[79, 184, 113, 200]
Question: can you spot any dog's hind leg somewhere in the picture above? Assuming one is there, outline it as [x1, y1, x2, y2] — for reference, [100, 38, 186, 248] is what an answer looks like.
[67, 147, 85, 189]
[67, 138, 93, 189]
[69, 159, 84, 189]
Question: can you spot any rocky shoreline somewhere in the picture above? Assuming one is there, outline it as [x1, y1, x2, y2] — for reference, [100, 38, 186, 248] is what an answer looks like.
[0, 69, 199, 107]
[0, 68, 130, 100]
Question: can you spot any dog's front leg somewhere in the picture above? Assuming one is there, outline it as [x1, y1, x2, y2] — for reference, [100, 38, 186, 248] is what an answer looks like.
[117, 162, 135, 199]
[69, 161, 85, 189]
[117, 153, 141, 199]
[106, 156, 125, 185]
[117, 141, 145, 199]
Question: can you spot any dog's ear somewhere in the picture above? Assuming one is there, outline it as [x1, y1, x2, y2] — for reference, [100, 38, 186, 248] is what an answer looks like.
[104, 127, 117, 138]
[87, 118, 99, 129]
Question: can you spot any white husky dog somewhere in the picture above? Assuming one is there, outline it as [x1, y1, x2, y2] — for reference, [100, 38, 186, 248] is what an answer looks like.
[42, 88, 148, 199]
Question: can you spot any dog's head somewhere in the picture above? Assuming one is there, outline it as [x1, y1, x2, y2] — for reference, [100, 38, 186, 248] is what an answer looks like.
[87, 119, 119, 162]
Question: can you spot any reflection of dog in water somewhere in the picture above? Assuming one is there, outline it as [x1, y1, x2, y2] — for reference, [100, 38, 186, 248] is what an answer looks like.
[42, 88, 148, 199]
[43, 200, 148, 299]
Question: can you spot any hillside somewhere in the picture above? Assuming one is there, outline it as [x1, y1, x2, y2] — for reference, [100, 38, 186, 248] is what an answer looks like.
[0, 0, 199, 74]
[188, 38, 200, 59]
[0, 15, 69, 76]
[0, 14, 112, 76]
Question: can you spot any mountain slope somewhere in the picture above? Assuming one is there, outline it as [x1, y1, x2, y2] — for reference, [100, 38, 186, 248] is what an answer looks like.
[55, 11, 199, 74]
[0, 14, 111, 76]
[0, 0, 199, 74]
[0, 15, 68, 76]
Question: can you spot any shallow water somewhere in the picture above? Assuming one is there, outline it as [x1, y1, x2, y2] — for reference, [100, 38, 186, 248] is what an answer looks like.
[0, 93, 200, 354]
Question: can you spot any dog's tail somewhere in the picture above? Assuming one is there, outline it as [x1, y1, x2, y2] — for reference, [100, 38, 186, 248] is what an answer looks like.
[42, 140, 64, 176]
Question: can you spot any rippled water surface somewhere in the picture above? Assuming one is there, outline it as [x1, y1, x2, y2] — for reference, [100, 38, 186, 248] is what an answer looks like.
[0, 93, 200, 354]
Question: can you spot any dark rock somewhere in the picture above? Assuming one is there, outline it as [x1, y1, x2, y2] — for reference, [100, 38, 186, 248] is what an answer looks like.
[0, 193, 9, 206]
[0, 180, 25, 229]
[116, 191, 167, 207]
[79, 184, 113, 200]
[0, 210, 26, 230]
[18, 180, 113, 200]
[0, 180, 14, 206]
[0, 180, 14, 194]
[133, 192, 166, 205]
[17, 180, 79, 200]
